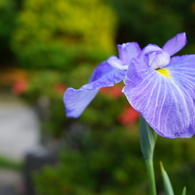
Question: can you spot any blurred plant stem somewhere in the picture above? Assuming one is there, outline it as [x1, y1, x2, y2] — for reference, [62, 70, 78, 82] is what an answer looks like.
[139, 116, 157, 195]
[145, 159, 157, 195]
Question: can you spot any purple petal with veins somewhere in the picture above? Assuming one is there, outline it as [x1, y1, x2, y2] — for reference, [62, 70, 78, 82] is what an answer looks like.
[123, 55, 195, 138]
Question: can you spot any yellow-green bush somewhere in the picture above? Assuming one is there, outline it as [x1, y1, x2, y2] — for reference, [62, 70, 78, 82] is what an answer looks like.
[11, 0, 117, 70]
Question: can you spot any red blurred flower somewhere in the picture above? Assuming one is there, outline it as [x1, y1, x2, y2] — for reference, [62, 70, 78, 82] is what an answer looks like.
[118, 105, 140, 126]
[54, 83, 66, 95]
[100, 85, 123, 99]
[12, 79, 28, 94]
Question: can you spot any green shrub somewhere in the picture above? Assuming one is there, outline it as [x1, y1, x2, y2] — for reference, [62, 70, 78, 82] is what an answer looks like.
[108, 0, 183, 48]
[34, 129, 195, 195]
[11, 0, 117, 70]
[34, 129, 146, 195]
[0, 0, 17, 62]
[155, 136, 195, 195]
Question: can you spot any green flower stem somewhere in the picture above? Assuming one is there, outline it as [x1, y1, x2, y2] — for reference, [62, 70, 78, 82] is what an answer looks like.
[139, 116, 157, 195]
[145, 159, 157, 195]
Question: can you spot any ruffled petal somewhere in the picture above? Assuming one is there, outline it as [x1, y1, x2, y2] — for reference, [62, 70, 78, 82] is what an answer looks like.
[64, 61, 125, 118]
[123, 55, 195, 138]
[162, 32, 187, 56]
[117, 42, 141, 65]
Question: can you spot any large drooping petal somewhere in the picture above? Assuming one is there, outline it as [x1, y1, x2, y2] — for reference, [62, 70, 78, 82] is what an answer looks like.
[162, 32, 187, 56]
[123, 55, 195, 138]
[166, 55, 195, 96]
[64, 61, 126, 118]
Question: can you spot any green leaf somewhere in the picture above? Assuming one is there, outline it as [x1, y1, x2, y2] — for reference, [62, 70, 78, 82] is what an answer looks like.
[139, 116, 157, 160]
[160, 162, 174, 195]
[181, 187, 186, 195]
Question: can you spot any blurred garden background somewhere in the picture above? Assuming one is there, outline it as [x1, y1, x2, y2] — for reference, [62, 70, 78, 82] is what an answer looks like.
[1, 0, 195, 194]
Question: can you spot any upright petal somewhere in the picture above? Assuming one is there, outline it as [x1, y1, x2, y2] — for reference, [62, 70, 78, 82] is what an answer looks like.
[162, 32, 187, 56]
[123, 55, 195, 138]
[117, 42, 141, 65]
[64, 61, 125, 118]
[138, 44, 163, 65]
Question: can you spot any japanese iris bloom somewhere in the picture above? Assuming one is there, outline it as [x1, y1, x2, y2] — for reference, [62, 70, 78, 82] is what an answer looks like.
[64, 32, 195, 139]
[64, 42, 141, 117]
[123, 32, 195, 138]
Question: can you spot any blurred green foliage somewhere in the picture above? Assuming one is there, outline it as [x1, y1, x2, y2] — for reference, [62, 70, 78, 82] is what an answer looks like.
[2, 0, 195, 194]
[11, 0, 117, 70]
[109, 0, 182, 46]
[109, 0, 195, 54]
[34, 129, 195, 195]
[2, 0, 195, 67]
[34, 130, 146, 195]
[0, 0, 17, 63]
[0, 154, 22, 170]
[156, 136, 195, 194]
[20, 66, 128, 137]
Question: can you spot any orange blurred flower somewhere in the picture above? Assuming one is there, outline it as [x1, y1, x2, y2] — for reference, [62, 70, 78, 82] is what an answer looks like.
[118, 105, 140, 126]
[54, 83, 66, 95]
[12, 79, 28, 94]
[100, 85, 123, 99]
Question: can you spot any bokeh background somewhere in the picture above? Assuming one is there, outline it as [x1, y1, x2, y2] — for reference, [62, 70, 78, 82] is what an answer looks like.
[1, 0, 195, 194]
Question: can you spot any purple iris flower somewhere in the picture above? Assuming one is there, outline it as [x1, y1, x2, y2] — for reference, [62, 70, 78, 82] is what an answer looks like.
[123, 32, 195, 138]
[64, 42, 141, 118]
[64, 32, 195, 139]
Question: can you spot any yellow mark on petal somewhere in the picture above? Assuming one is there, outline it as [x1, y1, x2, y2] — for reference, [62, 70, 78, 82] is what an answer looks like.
[156, 68, 170, 79]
